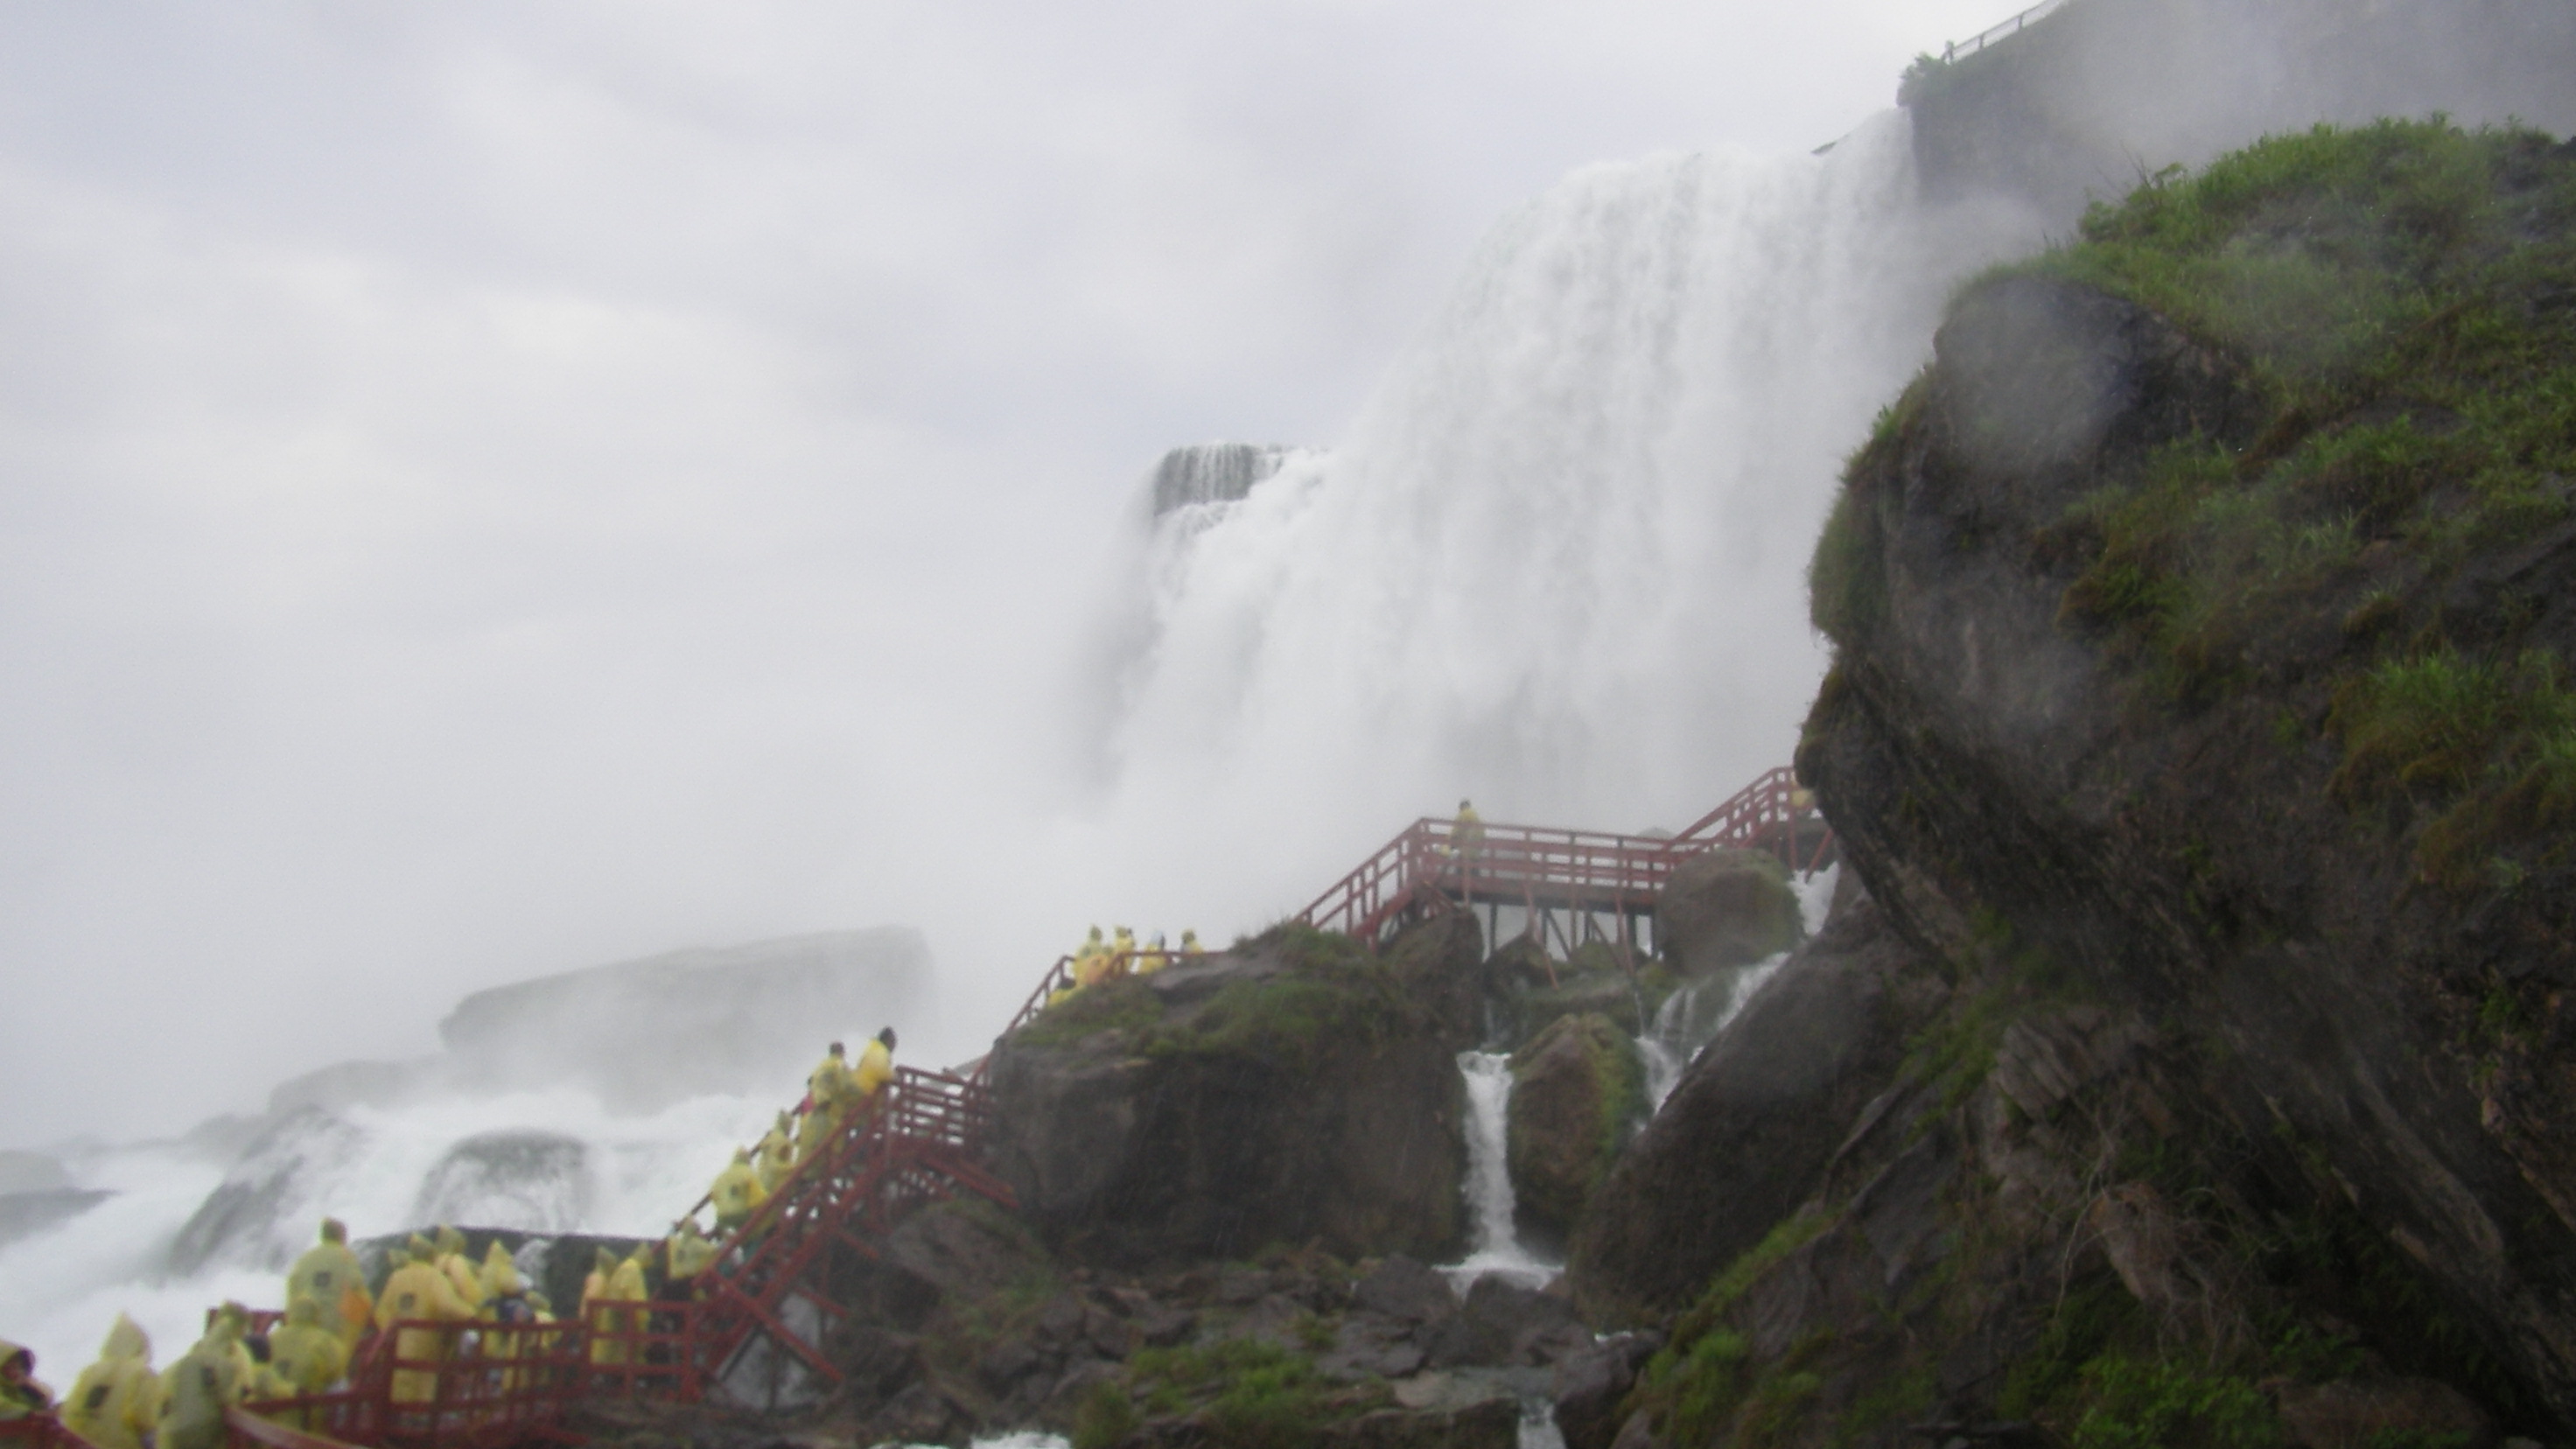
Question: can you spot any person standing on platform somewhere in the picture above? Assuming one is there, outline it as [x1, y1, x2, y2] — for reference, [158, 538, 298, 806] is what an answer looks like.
[853, 1027, 896, 1100]
[61, 1316, 154, 1449]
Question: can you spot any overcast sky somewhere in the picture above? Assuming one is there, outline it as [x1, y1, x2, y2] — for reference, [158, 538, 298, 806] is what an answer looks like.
[0, 0, 2019, 1145]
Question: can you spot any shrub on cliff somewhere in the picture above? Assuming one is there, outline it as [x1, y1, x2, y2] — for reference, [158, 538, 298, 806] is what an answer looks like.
[1818, 119, 2576, 903]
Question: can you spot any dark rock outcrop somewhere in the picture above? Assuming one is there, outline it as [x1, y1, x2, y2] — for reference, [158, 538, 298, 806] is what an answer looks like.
[438, 928, 928, 1114]
[984, 922, 1469, 1269]
[1504, 1012, 1644, 1244]
[409, 1130, 592, 1232]
[1600, 128, 2576, 1446]
[1565, 894, 1939, 1322]
[167, 1107, 368, 1274]
[1655, 848, 1802, 976]
[0, 1187, 112, 1250]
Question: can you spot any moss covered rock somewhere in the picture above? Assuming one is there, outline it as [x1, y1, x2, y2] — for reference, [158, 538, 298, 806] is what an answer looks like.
[1505, 1012, 1645, 1245]
[985, 920, 1471, 1269]
[1657, 848, 1803, 976]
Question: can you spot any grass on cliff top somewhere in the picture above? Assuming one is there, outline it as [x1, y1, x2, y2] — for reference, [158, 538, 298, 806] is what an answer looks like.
[2026, 122, 2576, 660]
[1818, 119, 2576, 894]
[1015, 922, 1429, 1063]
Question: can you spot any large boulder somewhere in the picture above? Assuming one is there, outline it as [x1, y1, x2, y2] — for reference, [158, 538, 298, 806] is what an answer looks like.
[1505, 1012, 1645, 1244]
[1564, 894, 1938, 1322]
[984, 921, 1471, 1269]
[1656, 848, 1802, 976]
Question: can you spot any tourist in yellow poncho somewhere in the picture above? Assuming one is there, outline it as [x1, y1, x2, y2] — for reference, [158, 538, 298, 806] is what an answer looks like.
[853, 1027, 896, 1099]
[589, 1246, 652, 1367]
[755, 1110, 796, 1194]
[665, 1224, 718, 1292]
[376, 1236, 475, 1404]
[1068, 925, 1107, 988]
[433, 1225, 486, 1312]
[795, 1043, 854, 1159]
[710, 1148, 768, 1234]
[286, 1218, 373, 1345]
[0, 1340, 46, 1423]
[155, 1312, 245, 1449]
[261, 1297, 348, 1424]
[62, 1315, 154, 1449]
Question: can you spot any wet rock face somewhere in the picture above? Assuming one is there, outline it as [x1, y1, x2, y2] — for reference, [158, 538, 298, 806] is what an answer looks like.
[1656, 848, 1803, 975]
[1504, 1012, 1643, 1245]
[409, 1130, 592, 1232]
[1799, 255, 2576, 1418]
[1565, 894, 1942, 1322]
[166, 1107, 368, 1274]
[984, 922, 1470, 1269]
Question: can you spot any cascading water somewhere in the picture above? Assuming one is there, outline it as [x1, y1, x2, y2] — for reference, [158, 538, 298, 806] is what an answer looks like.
[1082, 113, 2024, 928]
[1639, 864, 1843, 1107]
[1445, 1050, 1555, 1292]
[1446, 1052, 1576, 1449]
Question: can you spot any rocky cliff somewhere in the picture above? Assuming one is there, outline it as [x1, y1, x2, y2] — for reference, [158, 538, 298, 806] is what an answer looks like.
[984, 920, 1476, 1270]
[1572, 122, 2576, 1447]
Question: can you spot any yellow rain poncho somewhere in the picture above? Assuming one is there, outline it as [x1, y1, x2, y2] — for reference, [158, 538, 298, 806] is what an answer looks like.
[286, 1218, 372, 1344]
[580, 1245, 617, 1319]
[756, 1112, 796, 1194]
[375, 1236, 475, 1404]
[796, 1045, 853, 1158]
[0, 1340, 46, 1422]
[433, 1225, 486, 1312]
[665, 1224, 718, 1285]
[63, 1316, 155, 1449]
[1069, 926, 1107, 988]
[589, 1248, 652, 1366]
[479, 1241, 523, 1302]
[156, 1314, 246, 1449]
[266, 1298, 348, 1397]
[710, 1149, 768, 1233]
[853, 1030, 895, 1099]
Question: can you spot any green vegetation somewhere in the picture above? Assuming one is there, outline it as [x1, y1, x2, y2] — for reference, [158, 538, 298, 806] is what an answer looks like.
[1816, 119, 2576, 892]
[1070, 1376, 1144, 1449]
[1619, 1212, 1839, 1442]
[2328, 647, 2576, 887]
[1144, 967, 1410, 1068]
[1094, 1338, 1382, 1449]
[1809, 379, 1921, 643]
[1020, 920, 1434, 1069]
[1902, 909, 2077, 1110]
[2068, 1356, 2279, 1449]
[1017, 976, 1166, 1047]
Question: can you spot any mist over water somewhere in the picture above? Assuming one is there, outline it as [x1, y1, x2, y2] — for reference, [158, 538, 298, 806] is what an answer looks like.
[5, 110, 2027, 1386]
[0, 1087, 777, 1397]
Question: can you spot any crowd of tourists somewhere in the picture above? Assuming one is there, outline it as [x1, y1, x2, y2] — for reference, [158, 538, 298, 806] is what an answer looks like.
[0, 1027, 903, 1448]
[1049, 923, 1204, 1004]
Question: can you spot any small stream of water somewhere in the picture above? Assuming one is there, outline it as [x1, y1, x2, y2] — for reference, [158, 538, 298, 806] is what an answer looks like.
[1639, 864, 1840, 1106]
[1443, 1049, 1558, 1293]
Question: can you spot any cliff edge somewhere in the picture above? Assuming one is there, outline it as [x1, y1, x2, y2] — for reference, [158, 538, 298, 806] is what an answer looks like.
[1577, 121, 2576, 1447]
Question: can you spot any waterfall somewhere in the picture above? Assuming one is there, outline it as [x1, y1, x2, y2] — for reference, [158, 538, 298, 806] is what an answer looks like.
[1444, 1050, 1554, 1292]
[1640, 864, 1839, 1107]
[1081, 111, 2026, 923]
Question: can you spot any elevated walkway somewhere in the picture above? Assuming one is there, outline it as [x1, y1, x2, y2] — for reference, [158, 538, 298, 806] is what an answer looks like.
[13, 766, 1824, 1449]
